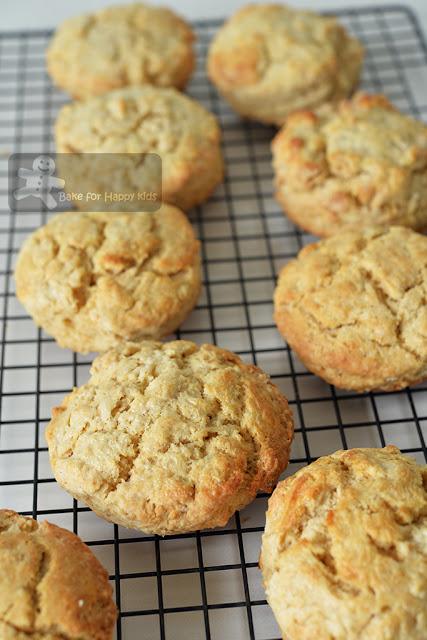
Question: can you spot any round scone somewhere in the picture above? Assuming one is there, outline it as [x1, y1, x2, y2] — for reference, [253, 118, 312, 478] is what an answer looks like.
[274, 226, 427, 391]
[47, 3, 195, 98]
[55, 86, 223, 211]
[46, 340, 294, 535]
[207, 4, 363, 126]
[0, 509, 117, 640]
[15, 207, 201, 353]
[273, 93, 427, 236]
[260, 446, 427, 640]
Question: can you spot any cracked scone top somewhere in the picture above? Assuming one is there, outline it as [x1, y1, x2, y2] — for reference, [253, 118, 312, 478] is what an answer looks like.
[260, 446, 427, 640]
[46, 340, 294, 535]
[15, 207, 201, 353]
[274, 226, 427, 391]
[47, 3, 195, 98]
[55, 86, 224, 211]
[0, 509, 117, 640]
[207, 4, 363, 125]
[273, 93, 427, 236]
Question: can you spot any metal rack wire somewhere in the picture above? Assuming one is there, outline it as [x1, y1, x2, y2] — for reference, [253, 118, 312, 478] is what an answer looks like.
[0, 5, 427, 640]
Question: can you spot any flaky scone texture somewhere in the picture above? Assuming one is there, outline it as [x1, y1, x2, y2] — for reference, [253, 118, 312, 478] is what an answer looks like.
[273, 93, 427, 236]
[46, 340, 294, 535]
[261, 446, 427, 640]
[55, 86, 224, 211]
[207, 4, 363, 125]
[274, 226, 427, 391]
[15, 208, 201, 353]
[0, 509, 117, 640]
[47, 3, 195, 98]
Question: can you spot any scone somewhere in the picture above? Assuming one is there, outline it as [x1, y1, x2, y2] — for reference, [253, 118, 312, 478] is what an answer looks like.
[273, 93, 427, 236]
[15, 207, 201, 353]
[47, 3, 195, 98]
[207, 4, 363, 125]
[274, 226, 427, 391]
[0, 509, 117, 640]
[46, 340, 294, 535]
[260, 446, 427, 640]
[55, 86, 224, 211]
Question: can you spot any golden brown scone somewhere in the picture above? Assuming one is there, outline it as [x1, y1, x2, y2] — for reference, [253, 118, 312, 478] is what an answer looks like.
[55, 86, 223, 211]
[15, 207, 201, 353]
[274, 226, 427, 391]
[47, 3, 195, 98]
[273, 93, 427, 236]
[0, 509, 117, 640]
[260, 446, 427, 640]
[46, 340, 294, 535]
[207, 4, 363, 126]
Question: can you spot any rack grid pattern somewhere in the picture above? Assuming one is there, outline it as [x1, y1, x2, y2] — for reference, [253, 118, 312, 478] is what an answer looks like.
[1, 6, 427, 640]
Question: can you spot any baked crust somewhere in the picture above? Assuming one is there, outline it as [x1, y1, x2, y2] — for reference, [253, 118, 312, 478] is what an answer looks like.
[274, 226, 427, 391]
[47, 3, 195, 98]
[46, 340, 294, 535]
[260, 446, 427, 640]
[207, 3, 363, 125]
[273, 93, 427, 236]
[55, 85, 224, 211]
[0, 509, 117, 640]
[15, 207, 201, 353]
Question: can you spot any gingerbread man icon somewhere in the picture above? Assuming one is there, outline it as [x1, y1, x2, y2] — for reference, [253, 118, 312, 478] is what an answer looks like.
[14, 155, 65, 209]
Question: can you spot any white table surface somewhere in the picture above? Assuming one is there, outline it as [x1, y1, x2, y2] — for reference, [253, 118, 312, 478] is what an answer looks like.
[2, 0, 427, 35]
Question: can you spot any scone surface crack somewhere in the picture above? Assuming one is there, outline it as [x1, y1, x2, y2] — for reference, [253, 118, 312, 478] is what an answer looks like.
[46, 340, 294, 535]
[15, 208, 201, 353]
[274, 226, 427, 391]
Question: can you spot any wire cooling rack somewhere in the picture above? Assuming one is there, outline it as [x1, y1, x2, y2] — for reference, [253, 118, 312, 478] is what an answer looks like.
[1, 5, 427, 640]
